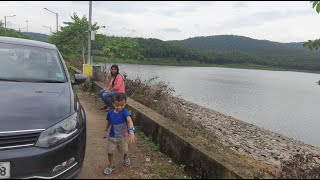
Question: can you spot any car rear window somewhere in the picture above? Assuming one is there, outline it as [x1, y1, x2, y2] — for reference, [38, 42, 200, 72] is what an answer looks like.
[0, 42, 67, 82]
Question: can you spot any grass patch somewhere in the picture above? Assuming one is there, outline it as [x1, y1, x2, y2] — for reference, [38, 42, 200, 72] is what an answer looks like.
[150, 162, 190, 179]
[135, 127, 190, 179]
[136, 128, 159, 152]
[81, 81, 93, 92]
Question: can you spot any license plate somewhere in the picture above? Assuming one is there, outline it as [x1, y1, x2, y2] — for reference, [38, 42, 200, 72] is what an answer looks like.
[0, 162, 10, 179]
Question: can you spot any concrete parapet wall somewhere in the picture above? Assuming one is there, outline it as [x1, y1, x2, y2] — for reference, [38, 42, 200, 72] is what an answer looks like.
[69, 65, 82, 74]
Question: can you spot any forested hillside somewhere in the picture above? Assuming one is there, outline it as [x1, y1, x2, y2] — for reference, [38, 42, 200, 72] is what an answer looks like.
[93, 35, 256, 65]
[22, 32, 50, 42]
[168, 35, 320, 70]
[0, 22, 30, 39]
[91, 34, 320, 71]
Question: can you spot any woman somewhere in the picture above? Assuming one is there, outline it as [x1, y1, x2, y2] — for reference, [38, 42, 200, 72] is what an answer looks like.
[99, 64, 125, 110]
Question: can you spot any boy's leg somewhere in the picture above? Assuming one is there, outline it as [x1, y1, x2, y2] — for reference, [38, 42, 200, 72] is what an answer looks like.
[118, 137, 130, 166]
[123, 153, 130, 167]
[107, 153, 114, 166]
[104, 138, 117, 175]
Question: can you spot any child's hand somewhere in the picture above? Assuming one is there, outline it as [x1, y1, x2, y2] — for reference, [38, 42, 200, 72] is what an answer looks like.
[129, 132, 135, 143]
[103, 131, 108, 138]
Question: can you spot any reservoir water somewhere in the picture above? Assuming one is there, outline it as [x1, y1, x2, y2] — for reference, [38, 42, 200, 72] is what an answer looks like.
[95, 63, 320, 147]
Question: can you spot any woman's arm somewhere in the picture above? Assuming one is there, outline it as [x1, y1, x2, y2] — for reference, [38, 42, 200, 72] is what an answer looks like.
[111, 75, 124, 92]
[106, 77, 114, 93]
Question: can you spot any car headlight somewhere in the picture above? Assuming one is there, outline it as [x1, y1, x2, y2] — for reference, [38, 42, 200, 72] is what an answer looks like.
[35, 113, 79, 148]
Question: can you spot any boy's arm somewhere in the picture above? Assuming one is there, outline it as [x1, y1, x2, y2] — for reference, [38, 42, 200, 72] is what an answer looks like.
[126, 116, 135, 143]
[105, 121, 111, 132]
[103, 120, 111, 138]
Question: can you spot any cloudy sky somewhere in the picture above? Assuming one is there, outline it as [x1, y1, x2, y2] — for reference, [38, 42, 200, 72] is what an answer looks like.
[0, 1, 319, 42]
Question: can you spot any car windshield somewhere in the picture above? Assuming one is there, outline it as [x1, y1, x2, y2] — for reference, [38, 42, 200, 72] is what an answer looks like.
[0, 42, 67, 82]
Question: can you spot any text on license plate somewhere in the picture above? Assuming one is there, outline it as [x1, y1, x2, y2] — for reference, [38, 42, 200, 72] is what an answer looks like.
[0, 162, 10, 179]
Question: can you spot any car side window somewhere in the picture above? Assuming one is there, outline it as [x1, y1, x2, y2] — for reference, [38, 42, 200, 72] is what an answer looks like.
[0, 43, 66, 82]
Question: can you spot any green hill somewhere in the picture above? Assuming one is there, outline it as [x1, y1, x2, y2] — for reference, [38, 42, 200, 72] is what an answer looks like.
[0, 25, 30, 39]
[166, 35, 320, 71]
[22, 32, 50, 42]
[168, 35, 318, 63]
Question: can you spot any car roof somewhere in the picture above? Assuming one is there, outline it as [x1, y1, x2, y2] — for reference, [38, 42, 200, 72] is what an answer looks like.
[0, 36, 57, 50]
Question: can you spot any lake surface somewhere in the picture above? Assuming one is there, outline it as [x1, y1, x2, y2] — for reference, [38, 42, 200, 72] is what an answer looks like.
[95, 63, 320, 147]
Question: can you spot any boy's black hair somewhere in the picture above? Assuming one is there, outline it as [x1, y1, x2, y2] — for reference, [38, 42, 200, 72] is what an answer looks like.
[112, 93, 127, 103]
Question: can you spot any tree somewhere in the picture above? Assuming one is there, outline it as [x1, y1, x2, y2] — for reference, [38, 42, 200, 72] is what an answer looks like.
[49, 13, 99, 63]
[102, 37, 145, 61]
[0, 24, 30, 39]
[303, 1, 320, 50]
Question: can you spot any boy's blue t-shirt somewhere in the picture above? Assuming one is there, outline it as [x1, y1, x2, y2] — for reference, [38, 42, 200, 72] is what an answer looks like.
[106, 109, 131, 138]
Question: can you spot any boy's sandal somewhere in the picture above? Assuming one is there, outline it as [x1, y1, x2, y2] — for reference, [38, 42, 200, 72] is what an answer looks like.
[103, 165, 116, 175]
[124, 156, 131, 167]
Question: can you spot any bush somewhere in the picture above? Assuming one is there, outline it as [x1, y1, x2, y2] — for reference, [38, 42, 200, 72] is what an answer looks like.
[277, 151, 320, 179]
[82, 81, 92, 92]
[125, 76, 185, 123]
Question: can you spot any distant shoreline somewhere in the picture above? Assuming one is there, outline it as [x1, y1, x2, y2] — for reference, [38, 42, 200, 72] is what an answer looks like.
[93, 58, 320, 75]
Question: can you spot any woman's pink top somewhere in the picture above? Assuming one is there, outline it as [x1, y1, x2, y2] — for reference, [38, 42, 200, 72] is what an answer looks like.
[108, 74, 125, 93]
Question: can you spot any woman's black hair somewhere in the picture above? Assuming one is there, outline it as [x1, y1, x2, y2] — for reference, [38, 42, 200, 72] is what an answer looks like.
[111, 64, 119, 88]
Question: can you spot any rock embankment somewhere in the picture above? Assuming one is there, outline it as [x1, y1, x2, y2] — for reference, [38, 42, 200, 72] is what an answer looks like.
[172, 97, 320, 170]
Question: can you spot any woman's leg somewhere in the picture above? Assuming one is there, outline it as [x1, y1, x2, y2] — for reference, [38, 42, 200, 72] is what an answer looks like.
[102, 91, 116, 107]
[99, 89, 109, 108]
[99, 89, 105, 99]
[101, 92, 110, 106]
[99, 89, 109, 106]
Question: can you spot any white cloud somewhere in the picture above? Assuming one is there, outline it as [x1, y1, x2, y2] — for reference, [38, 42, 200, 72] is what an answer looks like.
[0, 1, 319, 42]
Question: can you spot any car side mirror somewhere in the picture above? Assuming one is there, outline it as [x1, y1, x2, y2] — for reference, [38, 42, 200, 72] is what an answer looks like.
[72, 74, 87, 85]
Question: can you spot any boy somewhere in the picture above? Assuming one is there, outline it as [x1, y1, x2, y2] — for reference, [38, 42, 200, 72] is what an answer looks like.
[103, 92, 135, 175]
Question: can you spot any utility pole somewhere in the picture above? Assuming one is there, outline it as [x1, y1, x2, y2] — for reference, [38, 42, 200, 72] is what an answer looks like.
[4, 16, 6, 35]
[83, 1, 94, 78]
[88, 1, 92, 64]
[18, 26, 26, 32]
[4, 14, 16, 36]
[44, 8, 58, 32]
[26, 20, 28, 32]
[42, 25, 52, 35]
[56, 13, 58, 33]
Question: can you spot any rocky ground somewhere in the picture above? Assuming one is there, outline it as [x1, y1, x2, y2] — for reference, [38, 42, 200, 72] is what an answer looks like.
[172, 97, 320, 173]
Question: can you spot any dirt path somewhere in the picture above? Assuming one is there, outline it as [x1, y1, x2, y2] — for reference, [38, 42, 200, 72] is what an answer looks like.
[73, 86, 188, 179]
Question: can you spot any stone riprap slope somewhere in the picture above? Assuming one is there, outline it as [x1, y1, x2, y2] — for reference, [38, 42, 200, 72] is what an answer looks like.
[173, 97, 320, 170]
